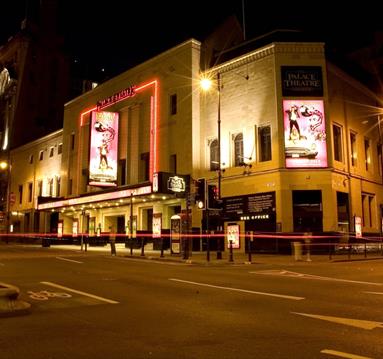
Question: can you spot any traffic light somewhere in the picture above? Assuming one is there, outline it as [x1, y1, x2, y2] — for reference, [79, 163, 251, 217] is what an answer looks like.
[207, 184, 221, 209]
[195, 178, 206, 209]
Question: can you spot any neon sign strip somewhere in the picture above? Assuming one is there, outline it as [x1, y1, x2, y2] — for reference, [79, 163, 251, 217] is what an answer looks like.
[78, 79, 159, 189]
[38, 185, 152, 210]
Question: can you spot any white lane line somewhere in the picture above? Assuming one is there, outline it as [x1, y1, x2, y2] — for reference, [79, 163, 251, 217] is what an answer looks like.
[364, 291, 383, 296]
[0, 262, 5, 266]
[292, 312, 383, 330]
[40, 281, 119, 304]
[56, 257, 83, 264]
[250, 270, 383, 286]
[169, 278, 304, 301]
[320, 349, 373, 359]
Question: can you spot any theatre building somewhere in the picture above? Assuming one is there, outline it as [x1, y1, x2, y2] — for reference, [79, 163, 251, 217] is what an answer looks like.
[10, 34, 382, 251]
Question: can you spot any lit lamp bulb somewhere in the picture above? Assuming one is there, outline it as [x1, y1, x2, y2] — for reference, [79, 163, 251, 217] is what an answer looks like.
[200, 77, 212, 92]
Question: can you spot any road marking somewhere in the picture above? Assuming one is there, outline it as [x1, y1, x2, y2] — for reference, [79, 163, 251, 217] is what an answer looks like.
[56, 257, 83, 264]
[251, 270, 383, 286]
[320, 349, 373, 359]
[169, 278, 304, 301]
[364, 291, 383, 296]
[292, 312, 383, 330]
[40, 281, 119, 304]
[0, 262, 4, 266]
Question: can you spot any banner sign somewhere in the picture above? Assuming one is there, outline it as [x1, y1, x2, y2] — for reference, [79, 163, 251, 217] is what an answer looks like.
[283, 100, 327, 168]
[281, 66, 323, 97]
[89, 111, 119, 186]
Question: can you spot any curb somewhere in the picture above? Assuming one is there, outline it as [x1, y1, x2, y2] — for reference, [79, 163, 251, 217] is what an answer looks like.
[0, 282, 31, 318]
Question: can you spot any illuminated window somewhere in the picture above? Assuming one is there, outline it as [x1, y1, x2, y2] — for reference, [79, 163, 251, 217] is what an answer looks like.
[364, 138, 371, 171]
[333, 124, 343, 162]
[377, 144, 382, 177]
[210, 139, 219, 171]
[233, 133, 243, 167]
[258, 126, 271, 162]
[350, 132, 357, 167]
[170, 94, 177, 115]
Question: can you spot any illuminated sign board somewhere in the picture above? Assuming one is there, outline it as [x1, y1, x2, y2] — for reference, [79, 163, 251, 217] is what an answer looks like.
[355, 216, 362, 238]
[283, 100, 327, 168]
[96, 86, 136, 110]
[281, 66, 323, 97]
[152, 172, 189, 195]
[89, 111, 119, 186]
[152, 213, 162, 238]
[227, 223, 240, 249]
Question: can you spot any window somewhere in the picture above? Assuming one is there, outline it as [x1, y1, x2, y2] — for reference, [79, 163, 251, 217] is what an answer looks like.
[58, 143, 62, 155]
[118, 159, 126, 186]
[71, 133, 75, 150]
[169, 154, 177, 174]
[362, 193, 375, 227]
[38, 180, 43, 197]
[333, 124, 343, 162]
[350, 132, 357, 167]
[210, 139, 219, 171]
[364, 138, 371, 171]
[48, 178, 53, 196]
[170, 94, 177, 115]
[56, 177, 61, 197]
[140, 152, 150, 181]
[233, 133, 243, 167]
[68, 179, 73, 195]
[49, 147, 54, 157]
[18, 185, 23, 204]
[39, 150, 44, 161]
[378, 144, 382, 176]
[258, 126, 272, 162]
[28, 182, 33, 202]
[29, 154, 33, 164]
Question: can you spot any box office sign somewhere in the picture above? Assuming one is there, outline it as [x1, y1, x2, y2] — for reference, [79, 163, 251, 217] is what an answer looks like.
[224, 191, 276, 216]
[281, 66, 323, 97]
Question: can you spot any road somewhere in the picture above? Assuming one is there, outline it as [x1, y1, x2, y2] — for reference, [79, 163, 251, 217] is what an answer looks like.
[0, 245, 382, 358]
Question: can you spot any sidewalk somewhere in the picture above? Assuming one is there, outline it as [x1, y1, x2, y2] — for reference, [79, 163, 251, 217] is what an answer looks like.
[37, 243, 366, 265]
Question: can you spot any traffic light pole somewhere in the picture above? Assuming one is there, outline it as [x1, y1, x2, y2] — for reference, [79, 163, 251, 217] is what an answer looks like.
[217, 72, 222, 200]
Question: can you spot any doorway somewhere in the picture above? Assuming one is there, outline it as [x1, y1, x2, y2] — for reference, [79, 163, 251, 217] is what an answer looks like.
[292, 190, 323, 232]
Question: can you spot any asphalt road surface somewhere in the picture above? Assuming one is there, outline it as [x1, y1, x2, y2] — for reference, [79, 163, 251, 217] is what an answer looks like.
[1, 245, 382, 359]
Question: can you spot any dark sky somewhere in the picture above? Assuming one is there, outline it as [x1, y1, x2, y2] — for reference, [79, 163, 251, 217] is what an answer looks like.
[1, 1, 382, 77]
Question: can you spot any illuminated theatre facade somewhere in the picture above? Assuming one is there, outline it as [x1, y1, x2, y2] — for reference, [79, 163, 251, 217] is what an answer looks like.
[34, 39, 382, 247]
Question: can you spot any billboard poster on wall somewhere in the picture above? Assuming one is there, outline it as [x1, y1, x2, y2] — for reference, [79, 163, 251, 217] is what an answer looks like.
[283, 100, 327, 168]
[89, 111, 119, 186]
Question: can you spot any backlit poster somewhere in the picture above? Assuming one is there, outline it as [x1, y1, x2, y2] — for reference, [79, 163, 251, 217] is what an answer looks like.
[227, 223, 240, 249]
[89, 111, 119, 186]
[283, 100, 327, 168]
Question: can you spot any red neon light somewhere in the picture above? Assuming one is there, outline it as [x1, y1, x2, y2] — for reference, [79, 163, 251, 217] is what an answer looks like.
[78, 79, 159, 187]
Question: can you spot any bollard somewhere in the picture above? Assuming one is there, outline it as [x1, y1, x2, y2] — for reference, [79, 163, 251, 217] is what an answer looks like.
[141, 237, 145, 256]
[229, 240, 234, 262]
[292, 242, 302, 261]
[206, 232, 210, 262]
[160, 237, 164, 258]
[247, 234, 252, 263]
[110, 233, 116, 256]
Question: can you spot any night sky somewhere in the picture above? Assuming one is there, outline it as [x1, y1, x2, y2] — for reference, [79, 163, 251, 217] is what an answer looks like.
[1, 0, 382, 77]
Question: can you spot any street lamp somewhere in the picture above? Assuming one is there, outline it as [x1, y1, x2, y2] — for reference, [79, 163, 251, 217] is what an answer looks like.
[0, 159, 11, 241]
[200, 72, 222, 200]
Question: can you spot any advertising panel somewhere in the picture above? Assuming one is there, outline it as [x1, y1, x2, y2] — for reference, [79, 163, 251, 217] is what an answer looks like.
[153, 213, 162, 238]
[227, 223, 240, 249]
[283, 100, 327, 168]
[89, 111, 119, 186]
[355, 216, 362, 238]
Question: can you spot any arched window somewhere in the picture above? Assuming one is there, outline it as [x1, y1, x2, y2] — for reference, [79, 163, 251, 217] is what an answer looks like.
[234, 133, 243, 167]
[210, 139, 219, 171]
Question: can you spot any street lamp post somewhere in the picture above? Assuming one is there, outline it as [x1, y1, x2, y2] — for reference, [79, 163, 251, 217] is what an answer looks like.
[217, 72, 222, 200]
